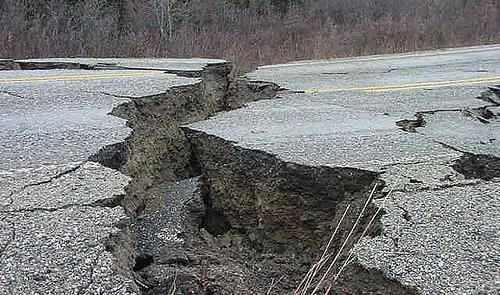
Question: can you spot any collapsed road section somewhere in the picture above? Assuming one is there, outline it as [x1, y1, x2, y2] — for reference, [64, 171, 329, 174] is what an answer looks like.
[184, 46, 500, 294]
[86, 60, 414, 293]
[0, 58, 260, 294]
[1, 45, 500, 295]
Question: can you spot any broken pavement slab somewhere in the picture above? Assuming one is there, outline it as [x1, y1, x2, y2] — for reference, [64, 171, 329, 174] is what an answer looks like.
[0, 162, 128, 213]
[0, 59, 226, 294]
[356, 177, 500, 294]
[3, 58, 227, 77]
[187, 45, 500, 293]
[0, 161, 138, 295]
[0, 206, 136, 295]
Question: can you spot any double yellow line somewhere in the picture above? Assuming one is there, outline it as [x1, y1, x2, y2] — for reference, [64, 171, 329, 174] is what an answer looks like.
[0, 72, 169, 84]
[304, 76, 500, 93]
[2, 72, 499, 93]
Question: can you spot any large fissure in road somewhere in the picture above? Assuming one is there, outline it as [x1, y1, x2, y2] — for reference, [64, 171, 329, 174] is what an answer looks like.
[90, 62, 417, 294]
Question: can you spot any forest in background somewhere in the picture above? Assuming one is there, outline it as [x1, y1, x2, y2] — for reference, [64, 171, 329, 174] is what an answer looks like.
[1, 0, 499, 73]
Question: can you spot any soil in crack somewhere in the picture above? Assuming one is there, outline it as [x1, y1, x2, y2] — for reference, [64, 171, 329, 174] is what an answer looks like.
[129, 129, 416, 294]
[90, 62, 416, 294]
[396, 114, 425, 132]
[452, 153, 500, 181]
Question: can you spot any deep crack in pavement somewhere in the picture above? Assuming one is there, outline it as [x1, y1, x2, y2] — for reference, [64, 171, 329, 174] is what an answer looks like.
[1, 46, 500, 294]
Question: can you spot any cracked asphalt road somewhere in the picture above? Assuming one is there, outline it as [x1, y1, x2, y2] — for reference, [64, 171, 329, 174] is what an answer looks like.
[0, 59, 222, 294]
[1, 48, 499, 294]
[189, 45, 500, 293]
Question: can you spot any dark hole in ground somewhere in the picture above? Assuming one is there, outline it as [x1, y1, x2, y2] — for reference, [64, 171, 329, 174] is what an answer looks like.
[452, 153, 500, 181]
[396, 114, 425, 133]
[134, 254, 155, 271]
[88, 142, 126, 170]
[201, 209, 231, 236]
[92, 194, 125, 208]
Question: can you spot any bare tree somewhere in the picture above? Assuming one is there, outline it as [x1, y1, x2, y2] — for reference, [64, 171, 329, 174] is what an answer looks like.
[131, 0, 181, 40]
[0, 0, 499, 71]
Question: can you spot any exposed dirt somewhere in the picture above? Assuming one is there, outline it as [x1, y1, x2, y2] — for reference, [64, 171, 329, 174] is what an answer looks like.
[188, 131, 381, 252]
[396, 101, 500, 133]
[169, 130, 416, 294]
[477, 85, 500, 105]
[87, 61, 417, 294]
[452, 153, 500, 181]
[396, 113, 425, 132]
[91, 62, 282, 216]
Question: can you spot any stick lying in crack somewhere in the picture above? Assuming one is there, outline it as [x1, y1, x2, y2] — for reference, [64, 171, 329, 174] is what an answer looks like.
[312, 184, 378, 294]
[295, 184, 381, 294]
[332, 189, 392, 286]
[267, 275, 285, 295]
[168, 270, 178, 295]
[294, 204, 351, 295]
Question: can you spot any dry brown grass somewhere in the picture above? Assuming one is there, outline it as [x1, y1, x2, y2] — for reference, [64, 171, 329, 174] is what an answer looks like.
[294, 184, 390, 294]
[1, 0, 499, 73]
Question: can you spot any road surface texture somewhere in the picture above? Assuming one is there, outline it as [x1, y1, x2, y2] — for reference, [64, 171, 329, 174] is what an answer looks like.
[0, 45, 499, 295]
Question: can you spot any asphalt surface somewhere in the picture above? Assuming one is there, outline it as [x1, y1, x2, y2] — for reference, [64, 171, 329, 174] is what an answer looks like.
[1, 69, 197, 170]
[1, 47, 499, 294]
[0, 59, 222, 294]
[189, 45, 500, 293]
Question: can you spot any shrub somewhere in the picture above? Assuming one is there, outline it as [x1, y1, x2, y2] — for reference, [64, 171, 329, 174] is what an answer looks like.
[1, 0, 499, 73]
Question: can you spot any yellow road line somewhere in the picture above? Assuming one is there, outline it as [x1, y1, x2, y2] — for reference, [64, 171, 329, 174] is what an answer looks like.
[303, 76, 500, 93]
[368, 79, 500, 92]
[0, 72, 169, 84]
